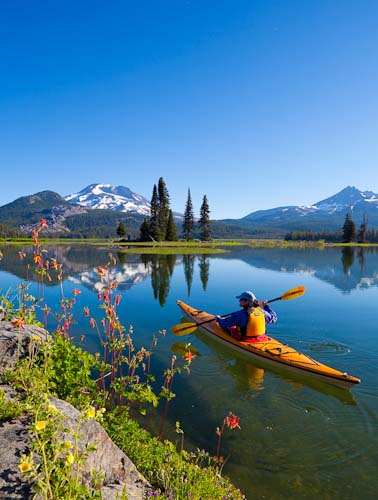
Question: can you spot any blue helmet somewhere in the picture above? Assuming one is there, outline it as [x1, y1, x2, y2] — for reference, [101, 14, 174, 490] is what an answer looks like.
[235, 291, 256, 303]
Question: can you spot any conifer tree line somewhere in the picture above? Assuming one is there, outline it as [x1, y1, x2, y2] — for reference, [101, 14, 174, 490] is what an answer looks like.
[285, 211, 378, 243]
[138, 177, 211, 241]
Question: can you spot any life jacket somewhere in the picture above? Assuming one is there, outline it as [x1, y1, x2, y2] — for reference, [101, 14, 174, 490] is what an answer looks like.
[244, 307, 266, 337]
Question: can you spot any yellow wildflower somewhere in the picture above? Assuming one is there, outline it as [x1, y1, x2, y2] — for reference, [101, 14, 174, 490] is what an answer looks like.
[86, 406, 96, 419]
[64, 441, 73, 449]
[66, 452, 74, 465]
[48, 404, 58, 413]
[35, 420, 47, 431]
[32, 335, 41, 342]
[19, 461, 32, 473]
[19, 454, 33, 473]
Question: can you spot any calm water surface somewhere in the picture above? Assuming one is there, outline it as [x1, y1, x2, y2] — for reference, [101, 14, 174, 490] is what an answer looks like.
[1, 245, 377, 500]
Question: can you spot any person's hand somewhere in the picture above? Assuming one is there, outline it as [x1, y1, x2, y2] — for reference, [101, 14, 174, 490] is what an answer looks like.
[255, 300, 268, 307]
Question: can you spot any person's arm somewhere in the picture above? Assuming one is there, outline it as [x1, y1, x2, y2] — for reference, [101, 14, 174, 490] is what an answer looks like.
[258, 301, 278, 324]
[216, 312, 238, 328]
[216, 310, 246, 328]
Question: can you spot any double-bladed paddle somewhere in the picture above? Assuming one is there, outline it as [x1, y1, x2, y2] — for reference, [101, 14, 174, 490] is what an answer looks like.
[170, 285, 306, 336]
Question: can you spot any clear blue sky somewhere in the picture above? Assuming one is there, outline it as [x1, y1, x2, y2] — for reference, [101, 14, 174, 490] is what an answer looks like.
[1, 0, 378, 219]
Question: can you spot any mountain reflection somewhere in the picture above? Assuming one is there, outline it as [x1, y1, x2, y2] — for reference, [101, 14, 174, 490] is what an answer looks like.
[1, 245, 378, 299]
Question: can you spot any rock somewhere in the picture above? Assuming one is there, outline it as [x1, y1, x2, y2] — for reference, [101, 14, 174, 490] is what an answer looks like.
[0, 322, 49, 377]
[51, 397, 149, 499]
[0, 324, 150, 499]
[0, 415, 33, 499]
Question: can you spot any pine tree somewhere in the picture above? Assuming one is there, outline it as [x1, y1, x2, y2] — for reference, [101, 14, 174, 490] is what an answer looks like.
[342, 212, 356, 243]
[199, 194, 211, 241]
[158, 177, 170, 240]
[166, 209, 178, 241]
[139, 218, 151, 241]
[183, 189, 194, 240]
[116, 221, 127, 239]
[357, 214, 368, 243]
[149, 184, 161, 241]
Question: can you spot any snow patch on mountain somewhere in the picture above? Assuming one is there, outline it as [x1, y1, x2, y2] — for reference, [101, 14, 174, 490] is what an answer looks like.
[65, 184, 151, 216]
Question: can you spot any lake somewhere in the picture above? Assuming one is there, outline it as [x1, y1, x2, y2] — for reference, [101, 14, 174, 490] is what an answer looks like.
[1, 244, 377, 499]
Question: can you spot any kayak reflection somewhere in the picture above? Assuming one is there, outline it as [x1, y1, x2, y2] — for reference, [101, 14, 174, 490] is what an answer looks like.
[196, 329, 357, 406]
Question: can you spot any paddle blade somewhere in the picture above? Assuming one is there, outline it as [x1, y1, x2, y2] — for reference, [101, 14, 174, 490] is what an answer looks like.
[170, 322, 198, 336]
[280, 286, 306, 301]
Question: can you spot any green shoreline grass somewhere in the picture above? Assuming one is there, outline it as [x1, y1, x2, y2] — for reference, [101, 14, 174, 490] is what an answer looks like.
[2, 237, 378, 252]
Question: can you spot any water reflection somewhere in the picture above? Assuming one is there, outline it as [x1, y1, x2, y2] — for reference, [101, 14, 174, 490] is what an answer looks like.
[141, 254, 176, 306]
[198, 255, 210, 291]
[183, 255, 195, 296]
[1, 245, 378, 299]
[197, 331, 357, 406]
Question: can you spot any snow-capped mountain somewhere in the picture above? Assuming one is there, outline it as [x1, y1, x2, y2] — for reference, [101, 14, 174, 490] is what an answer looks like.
[65, 184, 151, 216]
[239, 186, 378, 231]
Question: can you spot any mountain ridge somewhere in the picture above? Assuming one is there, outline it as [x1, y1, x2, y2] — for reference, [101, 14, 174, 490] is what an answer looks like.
[1, 184, 378, 237]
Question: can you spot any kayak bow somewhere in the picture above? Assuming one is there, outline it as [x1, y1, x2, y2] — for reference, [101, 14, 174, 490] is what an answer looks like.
[176, 300, 361, 388]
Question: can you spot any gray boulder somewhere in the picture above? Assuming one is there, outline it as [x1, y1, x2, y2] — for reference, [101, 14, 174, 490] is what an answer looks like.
[0, 323, 150, 499]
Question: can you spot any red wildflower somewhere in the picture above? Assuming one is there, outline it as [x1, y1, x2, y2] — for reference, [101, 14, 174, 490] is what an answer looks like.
[34, 255, 43, 267]
[40, 219, 48, 228]
[84, 306, 90, 317]
[225, 414, 241, 430]
[90, 318, 96, 328]
[11, 317, 25, 330]
[97, 266, 105, 277]
[73, 288, 81, 296]
[185, 351, 196, 364]
[50, 259, 61, 270]
[114, 294, 122, 306]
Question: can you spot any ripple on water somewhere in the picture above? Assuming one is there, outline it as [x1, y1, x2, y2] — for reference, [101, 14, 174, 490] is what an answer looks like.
[252, 389, 378, 472]
[306, 341, 351, 356]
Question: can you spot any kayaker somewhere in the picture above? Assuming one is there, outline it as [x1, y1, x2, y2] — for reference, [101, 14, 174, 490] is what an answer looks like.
[215, 290, 277, 342]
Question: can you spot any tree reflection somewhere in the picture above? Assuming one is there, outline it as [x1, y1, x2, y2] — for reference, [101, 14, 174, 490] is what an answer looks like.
[183, 255, 195, 296]
[198, 255, 210, 291]
[341, 247, 355, 277]
[357, 247, 365, 275]
[141, 254, 177, 306]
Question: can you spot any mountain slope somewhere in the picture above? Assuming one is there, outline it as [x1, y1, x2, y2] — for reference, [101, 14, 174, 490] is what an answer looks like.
[65, 184, 151, 216]
[236, 186, 378, 231]
[0, 190, 145, 238]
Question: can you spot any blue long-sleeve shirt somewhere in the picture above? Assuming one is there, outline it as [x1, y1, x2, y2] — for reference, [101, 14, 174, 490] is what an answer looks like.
[217, 305, 277, 330]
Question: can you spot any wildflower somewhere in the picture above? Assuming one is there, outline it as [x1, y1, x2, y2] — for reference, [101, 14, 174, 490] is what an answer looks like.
[111, 280, 119, 289]
[35, 420, 47, 431]
[33, 254, 43, 267]
[84, 306, 90, 317]
[185, 351, 196, 364]
[225, 414, 241, 430]
[32, 335, 41, 342]
[66, 452, 74, 465]
[86, 406, 96, 419]
[11, 317, 25, 330]
[40, 219, 48, 228]
[90, 318, 96, 328]
[64, 441, 73, 449]
[48, 404, 58, 414]
[73, 288, 81, 296]
[97, 266, 105, 277]
[19, 455, 33, 473]
[50, 258, 61, 270]
[115, 294, 122, 305]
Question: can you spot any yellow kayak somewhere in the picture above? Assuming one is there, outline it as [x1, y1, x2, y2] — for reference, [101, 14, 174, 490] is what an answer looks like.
[177, 300, 361, 388]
